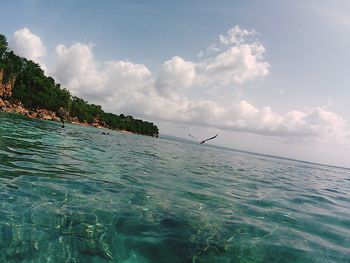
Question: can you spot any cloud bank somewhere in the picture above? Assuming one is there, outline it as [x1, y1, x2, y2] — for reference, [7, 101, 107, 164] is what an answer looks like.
[8, 27, 348, 142]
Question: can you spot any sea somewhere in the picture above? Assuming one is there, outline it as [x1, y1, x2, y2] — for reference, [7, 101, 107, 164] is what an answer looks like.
[0, 113, 349, 263]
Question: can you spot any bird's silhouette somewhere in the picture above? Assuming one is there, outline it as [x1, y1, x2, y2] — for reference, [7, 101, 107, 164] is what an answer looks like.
[188, 133, 219, 144]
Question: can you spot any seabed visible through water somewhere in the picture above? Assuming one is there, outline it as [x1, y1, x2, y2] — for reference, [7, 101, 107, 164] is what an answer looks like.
[0, 113, 349, 262]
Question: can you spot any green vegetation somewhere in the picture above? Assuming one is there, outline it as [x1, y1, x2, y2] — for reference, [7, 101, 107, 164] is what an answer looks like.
[0, 34, 159, 137]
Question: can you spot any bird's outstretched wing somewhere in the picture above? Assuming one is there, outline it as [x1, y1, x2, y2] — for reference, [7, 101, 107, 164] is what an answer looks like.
[188, 133, 200, 143]
[200, 133, 219, 144]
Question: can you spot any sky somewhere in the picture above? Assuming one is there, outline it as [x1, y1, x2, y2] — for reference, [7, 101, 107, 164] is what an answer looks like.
[0, 0, 349, 167]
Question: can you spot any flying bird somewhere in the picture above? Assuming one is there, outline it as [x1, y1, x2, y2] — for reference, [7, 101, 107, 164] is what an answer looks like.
[188, 133, 219, 144]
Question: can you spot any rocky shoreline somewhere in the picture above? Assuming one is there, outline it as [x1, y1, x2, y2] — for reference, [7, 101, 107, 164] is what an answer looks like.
[1, 68, 121, 131]
[0, 98, 109, 129]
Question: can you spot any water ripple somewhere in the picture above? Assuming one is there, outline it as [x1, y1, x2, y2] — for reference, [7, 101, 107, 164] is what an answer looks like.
[0, 113, 350, 262]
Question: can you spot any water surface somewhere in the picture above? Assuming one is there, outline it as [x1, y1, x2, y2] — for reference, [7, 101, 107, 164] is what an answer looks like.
[0, 113, 349, 262]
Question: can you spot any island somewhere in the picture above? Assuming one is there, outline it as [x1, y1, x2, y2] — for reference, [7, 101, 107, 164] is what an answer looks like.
[0, 34, 159, 137]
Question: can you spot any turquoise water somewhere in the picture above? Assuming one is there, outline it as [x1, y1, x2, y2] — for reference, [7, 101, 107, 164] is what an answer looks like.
[0, 113, 349, 263]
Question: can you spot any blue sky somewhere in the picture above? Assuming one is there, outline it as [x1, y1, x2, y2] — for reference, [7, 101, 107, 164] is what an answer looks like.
[1, 0, 349, 167]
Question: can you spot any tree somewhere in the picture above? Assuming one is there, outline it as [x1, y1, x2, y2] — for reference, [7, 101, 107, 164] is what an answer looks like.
[0, 34, 8, 58]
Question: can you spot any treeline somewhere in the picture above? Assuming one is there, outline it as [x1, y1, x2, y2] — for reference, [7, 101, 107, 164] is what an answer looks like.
[0, 34, 159, 137]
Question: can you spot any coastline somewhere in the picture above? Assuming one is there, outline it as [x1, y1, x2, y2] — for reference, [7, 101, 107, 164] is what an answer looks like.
[0, 98, 132, 133]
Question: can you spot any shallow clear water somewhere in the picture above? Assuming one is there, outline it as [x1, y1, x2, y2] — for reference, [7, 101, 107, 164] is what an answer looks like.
[0, 113, 349, 263]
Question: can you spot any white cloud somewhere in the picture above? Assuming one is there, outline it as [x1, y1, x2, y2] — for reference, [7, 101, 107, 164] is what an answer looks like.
[155, 56, 196, 99]
[53, 43, 98, 92]
[52, 42, 152, 103]
[9, 28, 47, 64]
[198, 44, 269, 86]
[132, 97, 347, 142]
[219, 25, 256, 46]
[9, 26, 348, 144]
[155, 26, 269, 96]
[198, 25, 269, 86]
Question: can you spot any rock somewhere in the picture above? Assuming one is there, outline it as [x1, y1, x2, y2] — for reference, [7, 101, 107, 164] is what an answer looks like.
[71, 117, 79, 123]
[36, 109, 52, 120]
[4, 100, 11, 108]
[0, 98, 4, 109]
[42, 114, 52, 120]
[34, 109, 61, 121]
[14, 104, 26, 115]
[25, 111, 37, 118]
[25, 112, 32, 118]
